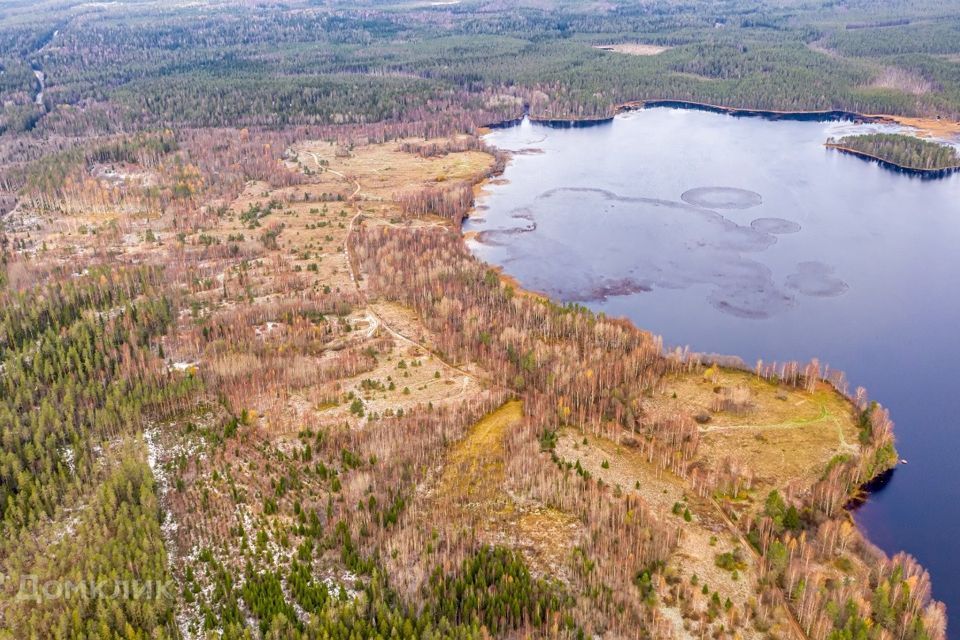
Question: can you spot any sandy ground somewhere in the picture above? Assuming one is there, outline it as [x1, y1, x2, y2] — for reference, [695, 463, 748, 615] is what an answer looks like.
[874, 114, 960, 140]
[595, 43, 670, 56]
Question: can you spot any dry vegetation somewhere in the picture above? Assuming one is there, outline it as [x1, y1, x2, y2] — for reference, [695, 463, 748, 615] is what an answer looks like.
[653, 368, 860, 496]
[552, 367, 869, 639]
[869, 67, 939, 96]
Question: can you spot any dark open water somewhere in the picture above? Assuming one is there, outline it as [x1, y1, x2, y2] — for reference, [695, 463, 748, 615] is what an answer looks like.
[467, 107, 960, 631]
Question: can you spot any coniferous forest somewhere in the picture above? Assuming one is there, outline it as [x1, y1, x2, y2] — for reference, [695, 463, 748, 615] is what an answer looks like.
[828, 133, 960, 171]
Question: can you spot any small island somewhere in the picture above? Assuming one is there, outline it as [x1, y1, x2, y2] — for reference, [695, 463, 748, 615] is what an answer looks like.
[826, 132, 960, 174]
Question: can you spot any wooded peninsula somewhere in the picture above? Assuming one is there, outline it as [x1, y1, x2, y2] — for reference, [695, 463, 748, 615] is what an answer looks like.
[826, 133, 960, 173]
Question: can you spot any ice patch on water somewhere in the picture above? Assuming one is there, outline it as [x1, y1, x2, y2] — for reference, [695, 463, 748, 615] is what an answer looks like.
[785, 262, 849, 297]
[681, 186, 763, 210]
[751, 217, 801, 234]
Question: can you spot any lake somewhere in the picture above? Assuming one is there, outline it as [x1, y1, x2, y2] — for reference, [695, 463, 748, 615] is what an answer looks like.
[467, 107, 960, 629]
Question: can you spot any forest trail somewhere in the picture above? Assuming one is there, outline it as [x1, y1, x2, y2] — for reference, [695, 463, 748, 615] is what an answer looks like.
[33, 69, 45, 106]
[323, 167, 488, 388]
[706, 494, 810, 640]
[711, 508, 810, 640]
[699, 403, 829, 433]
[305, 150, 366, 199]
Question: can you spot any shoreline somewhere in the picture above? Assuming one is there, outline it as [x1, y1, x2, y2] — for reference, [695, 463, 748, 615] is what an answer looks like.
[846, 467, 897, 511]
[483, 98, 960, 139]
[824, 142, 960, 177]
[638, 99, 885, 124]
[464, 124, 904, 540]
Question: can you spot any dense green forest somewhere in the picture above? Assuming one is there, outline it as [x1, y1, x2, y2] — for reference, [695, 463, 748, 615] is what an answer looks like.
[2, 0, 960, 135]
[0, 267, 197, 636]
[827, 133, 960, 170]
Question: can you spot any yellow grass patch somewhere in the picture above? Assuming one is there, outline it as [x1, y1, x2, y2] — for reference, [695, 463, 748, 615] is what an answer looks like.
[291, 139, 496, 201]
[872, 114, 960, 139]
[654, 369, 860, 494]
[438, 399, 522, 506]
[434, 400, 581, 575]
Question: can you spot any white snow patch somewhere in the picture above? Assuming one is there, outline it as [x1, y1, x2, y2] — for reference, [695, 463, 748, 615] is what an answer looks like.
[59, 445, 76, 474]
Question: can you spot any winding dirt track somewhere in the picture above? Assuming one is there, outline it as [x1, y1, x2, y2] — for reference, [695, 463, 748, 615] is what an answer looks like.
[314, 160, 487, 386]
[706, 495, 810, 640]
